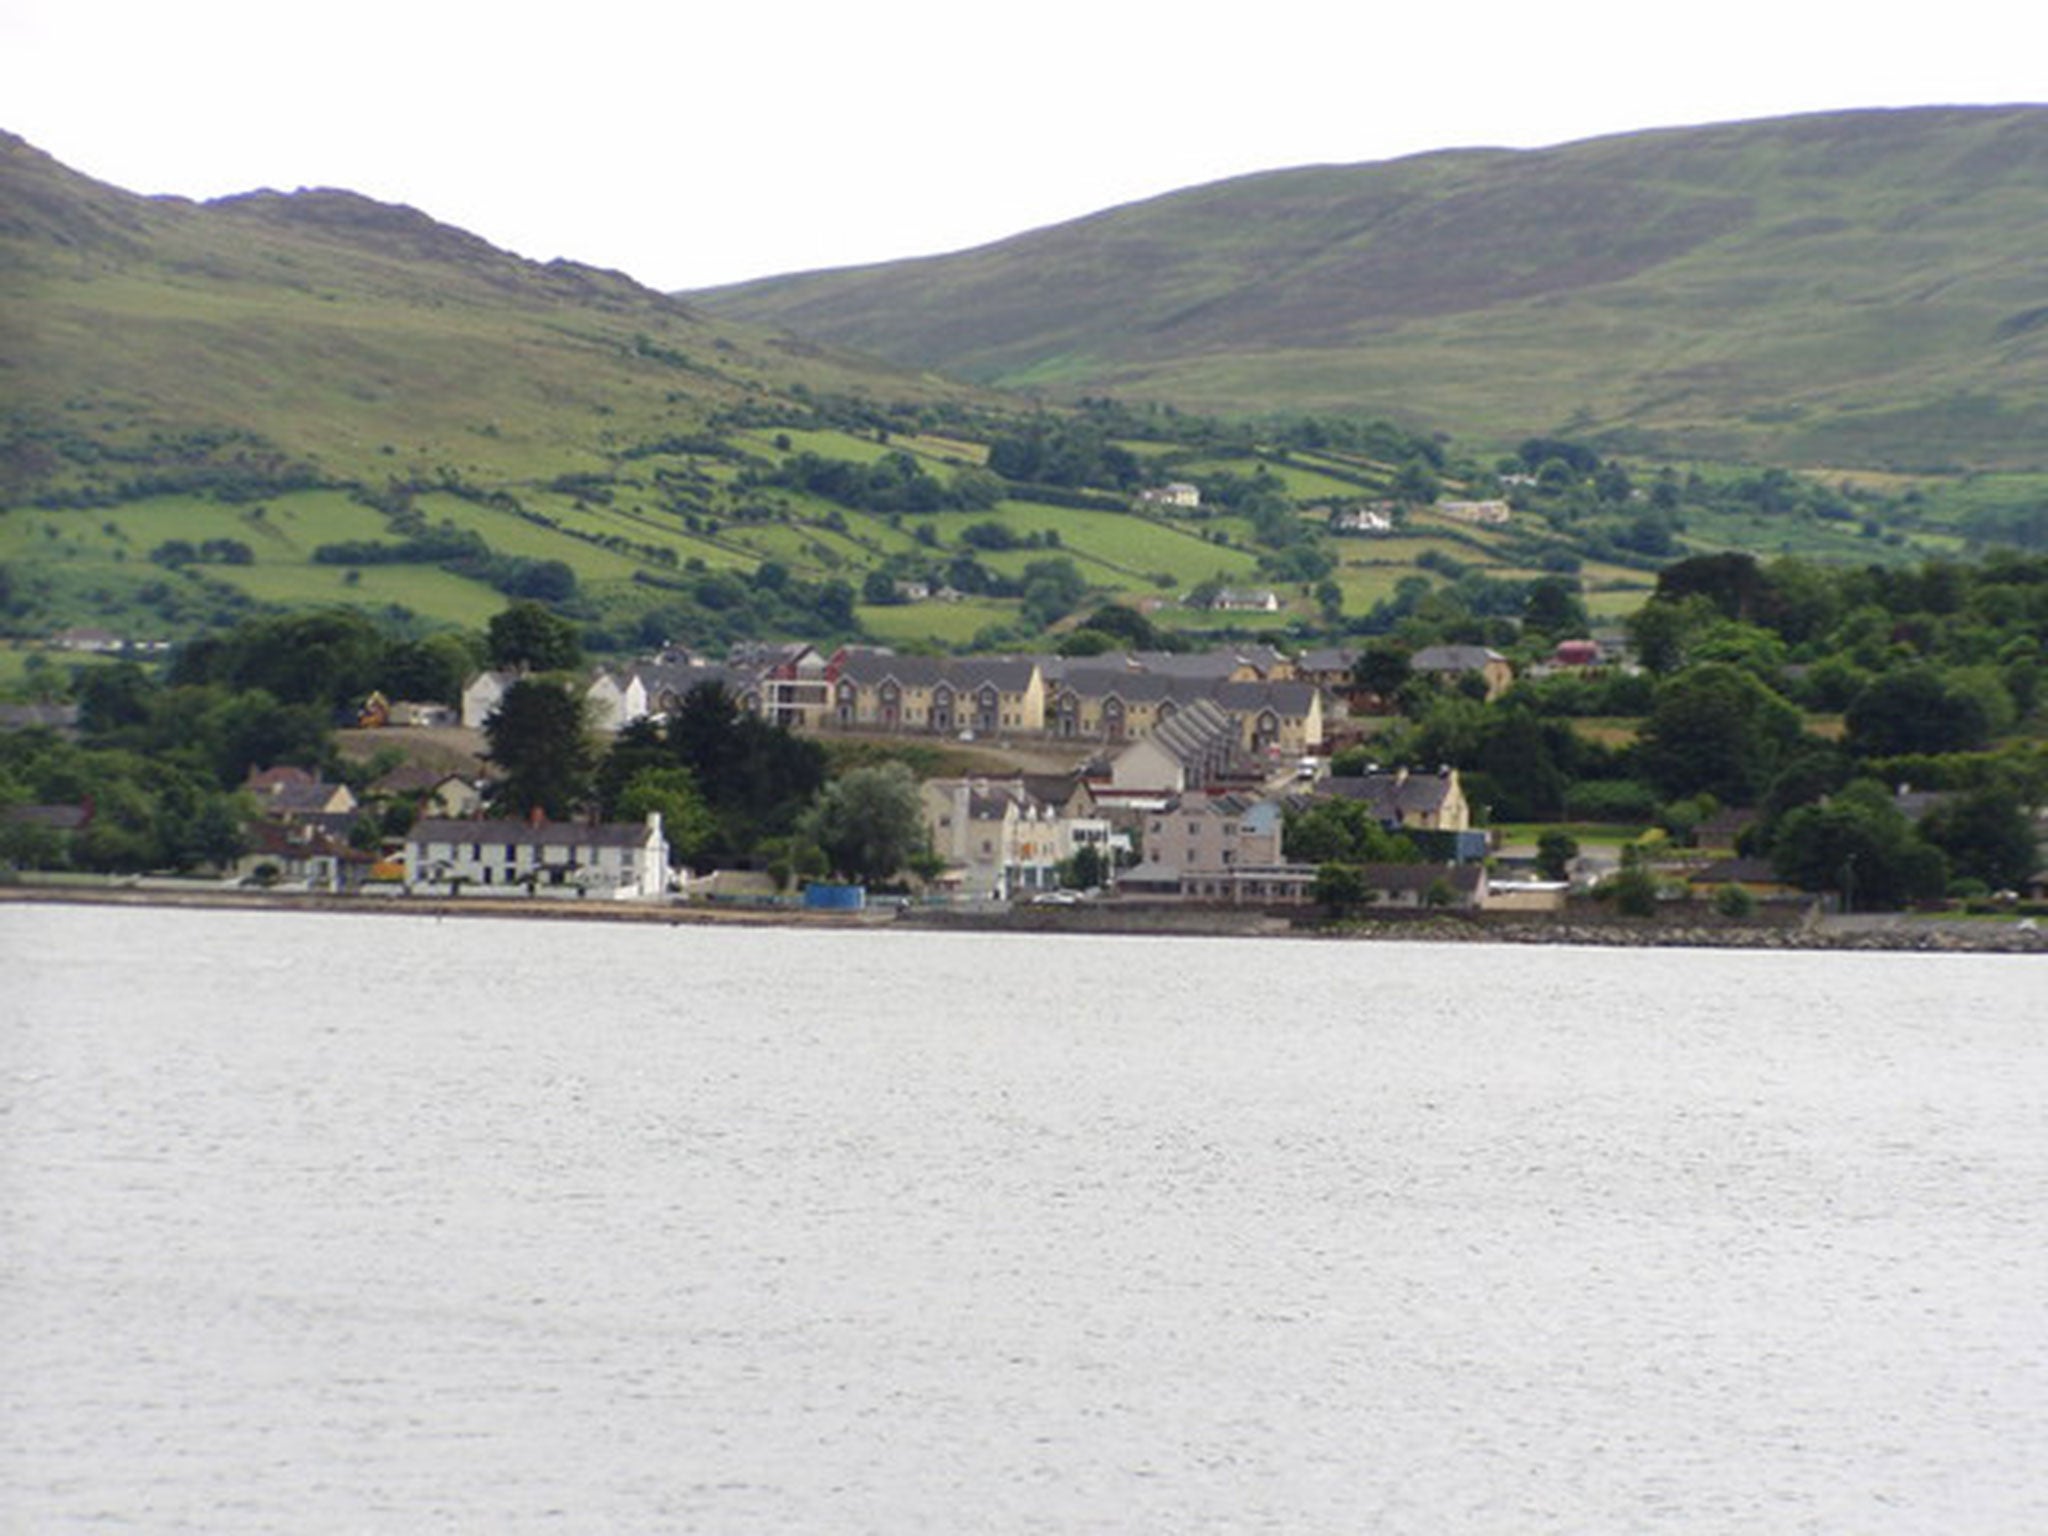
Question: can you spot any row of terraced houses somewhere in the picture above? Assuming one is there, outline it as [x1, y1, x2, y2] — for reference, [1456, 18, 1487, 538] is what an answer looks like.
[467, 643, 1370, 764]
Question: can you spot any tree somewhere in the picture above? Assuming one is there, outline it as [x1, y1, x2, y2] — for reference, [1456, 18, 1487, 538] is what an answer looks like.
[1522, 576, 1587, 639]
[1597, 863, 1662, 917]
[1020, 557, 1088, 630]
[1349, 641, 1412, 705]
[615, 766, 718, 870]
[483, 678, 595, 819]
[800, 763, 925, 886]
[1312, 862, 1369, 915]
[1843, 667, 1992, 758]
[1535, 829, 1579, 881]
[667, 681, 828, 860]
[486, 601, 582, 673]
[1769, 780, 1947, 910]
[1626, 594, 1719, 676]
[1919, 786, 2038, 891]
[1636, 663, 1803, 804]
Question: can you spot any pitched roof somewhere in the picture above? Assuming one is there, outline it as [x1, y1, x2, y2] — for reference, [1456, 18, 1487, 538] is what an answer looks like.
[411, 816, 661, 850]
[1315, 769, 1457, 820]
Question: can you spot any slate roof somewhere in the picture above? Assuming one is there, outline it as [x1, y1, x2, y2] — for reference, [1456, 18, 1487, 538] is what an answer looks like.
[411, 816, 660, 850]
[1314, 769, 1457, 821]
[1411, 645, 1507, 673]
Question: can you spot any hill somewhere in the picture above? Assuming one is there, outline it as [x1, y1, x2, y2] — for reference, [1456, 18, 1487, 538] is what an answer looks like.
[690, 107, 2048, 471]
[0, 130, 2024, 664]
[0, 129, 967, 504]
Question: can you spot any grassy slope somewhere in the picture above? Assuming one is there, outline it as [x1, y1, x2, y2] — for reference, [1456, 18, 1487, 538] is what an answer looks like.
[692, 107, 2048, 470]
[0, 130, 965, 500]
[0, 127, 1989, 652]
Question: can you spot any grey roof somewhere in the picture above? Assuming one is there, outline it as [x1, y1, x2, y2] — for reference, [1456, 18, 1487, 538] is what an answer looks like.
[1315, 770, 1456, 821]
[1213, 679, 1319, 716]
[411, 816, 660, 850]
[1147, 697, 1239, 774]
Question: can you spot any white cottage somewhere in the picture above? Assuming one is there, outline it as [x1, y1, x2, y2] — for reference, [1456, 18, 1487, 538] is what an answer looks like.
[405, 813, 670, 900]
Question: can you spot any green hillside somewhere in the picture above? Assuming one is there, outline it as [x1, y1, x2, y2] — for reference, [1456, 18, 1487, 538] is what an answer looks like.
[0, 130, 968, 504]
[691, 107, 2048, 472]
[0, 128, 2030, 663]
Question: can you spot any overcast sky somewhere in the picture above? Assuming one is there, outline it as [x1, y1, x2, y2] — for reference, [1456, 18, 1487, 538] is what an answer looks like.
[3, 0, 2040, 293]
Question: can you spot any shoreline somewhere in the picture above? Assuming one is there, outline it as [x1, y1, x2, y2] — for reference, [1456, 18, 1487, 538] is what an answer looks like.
[4, 881, 2043, 953]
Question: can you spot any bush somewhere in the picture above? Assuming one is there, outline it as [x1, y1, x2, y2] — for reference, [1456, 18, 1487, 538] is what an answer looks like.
[1712, 883, 1756, 919]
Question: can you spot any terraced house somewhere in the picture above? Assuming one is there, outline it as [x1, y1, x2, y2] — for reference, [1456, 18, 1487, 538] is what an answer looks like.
[827, 651, 1047, 735]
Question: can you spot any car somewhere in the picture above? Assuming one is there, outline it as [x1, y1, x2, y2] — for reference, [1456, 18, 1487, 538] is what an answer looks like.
[1029, 889, 1083, 905]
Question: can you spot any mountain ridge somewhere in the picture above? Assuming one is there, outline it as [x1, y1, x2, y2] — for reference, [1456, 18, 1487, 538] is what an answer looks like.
[688, 106, 2048, 469]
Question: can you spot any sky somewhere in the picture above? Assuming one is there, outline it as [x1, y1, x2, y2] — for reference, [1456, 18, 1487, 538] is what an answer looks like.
[3, 0, 2041, 294]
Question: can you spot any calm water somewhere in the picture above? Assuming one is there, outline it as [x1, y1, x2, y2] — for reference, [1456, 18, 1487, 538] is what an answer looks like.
[3, 904, 2043, 1533]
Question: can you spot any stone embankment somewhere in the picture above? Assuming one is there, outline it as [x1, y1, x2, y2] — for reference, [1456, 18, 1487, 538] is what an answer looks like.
[4, 883, 2042, 952]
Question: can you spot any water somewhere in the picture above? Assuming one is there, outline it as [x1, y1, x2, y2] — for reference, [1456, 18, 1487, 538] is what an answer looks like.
[3, 904, 2043, 1533]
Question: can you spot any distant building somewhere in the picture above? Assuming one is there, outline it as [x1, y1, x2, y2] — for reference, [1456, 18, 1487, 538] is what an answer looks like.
[1136, 482, 1201, 510]
[1409, 644, 1515, 701]
[1435, 499, 1513, 525]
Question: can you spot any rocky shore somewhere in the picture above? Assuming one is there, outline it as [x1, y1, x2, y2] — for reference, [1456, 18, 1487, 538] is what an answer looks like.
[4, 881, 2042, 953]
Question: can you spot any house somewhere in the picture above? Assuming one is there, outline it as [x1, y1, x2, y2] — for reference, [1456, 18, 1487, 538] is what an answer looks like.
[1108, 697, 1243, 794]
[1315, 767, 1472, 833]
[1212, 679, 1325, 760]
[1135, 482, 1201, 510]
[1409, 645, 1515, 701]
[244, 768, 358, 822]
[730, 642, 831, 730]
[1137, 859, 1486, 910]
[584, 669, 650, 733]
[50, 626, 126, 653]
[921, 777, 1111, 901]
[1332, 505, 1395, 535]
[227, 820, 373, 892]
[827, 652, 1048, 737]
[369, 765, 485, 820]
[461, 670, 519, 729]
[1, 801, 93, 864]
[1142, 792, 1283, 877]
[405, 812, 670, 900]
[1207, 588, 1281, 613]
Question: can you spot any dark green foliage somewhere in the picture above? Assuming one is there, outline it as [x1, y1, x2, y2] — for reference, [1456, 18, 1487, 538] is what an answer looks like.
[1535, 830, 1579, 881]
[171, 609, 391, 712]
[1596, 863, 1662, 917]
[486, 601, 582, 673]
[1770, 781, 1948, 910]
[1843, 667, 1992, 758]
[1918, 786, 2038, 890]
[0, 728, 251, 873]
[661, 681, 829, 863]
[1636, 664, 1804, 804]
[1283, 800, 1421, 865]
[799, 762, 926, 885]
[483, 678, 595, 819]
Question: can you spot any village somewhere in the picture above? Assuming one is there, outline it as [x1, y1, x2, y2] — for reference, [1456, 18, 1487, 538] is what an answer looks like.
[63, 628, 1809, 926]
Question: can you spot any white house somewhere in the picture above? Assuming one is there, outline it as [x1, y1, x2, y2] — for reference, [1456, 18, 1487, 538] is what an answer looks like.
[1136, 482, 1201, 510]
[405, 813, 670, 900]
[461, 670, 518, 729]
[584, 669, 650, 733]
